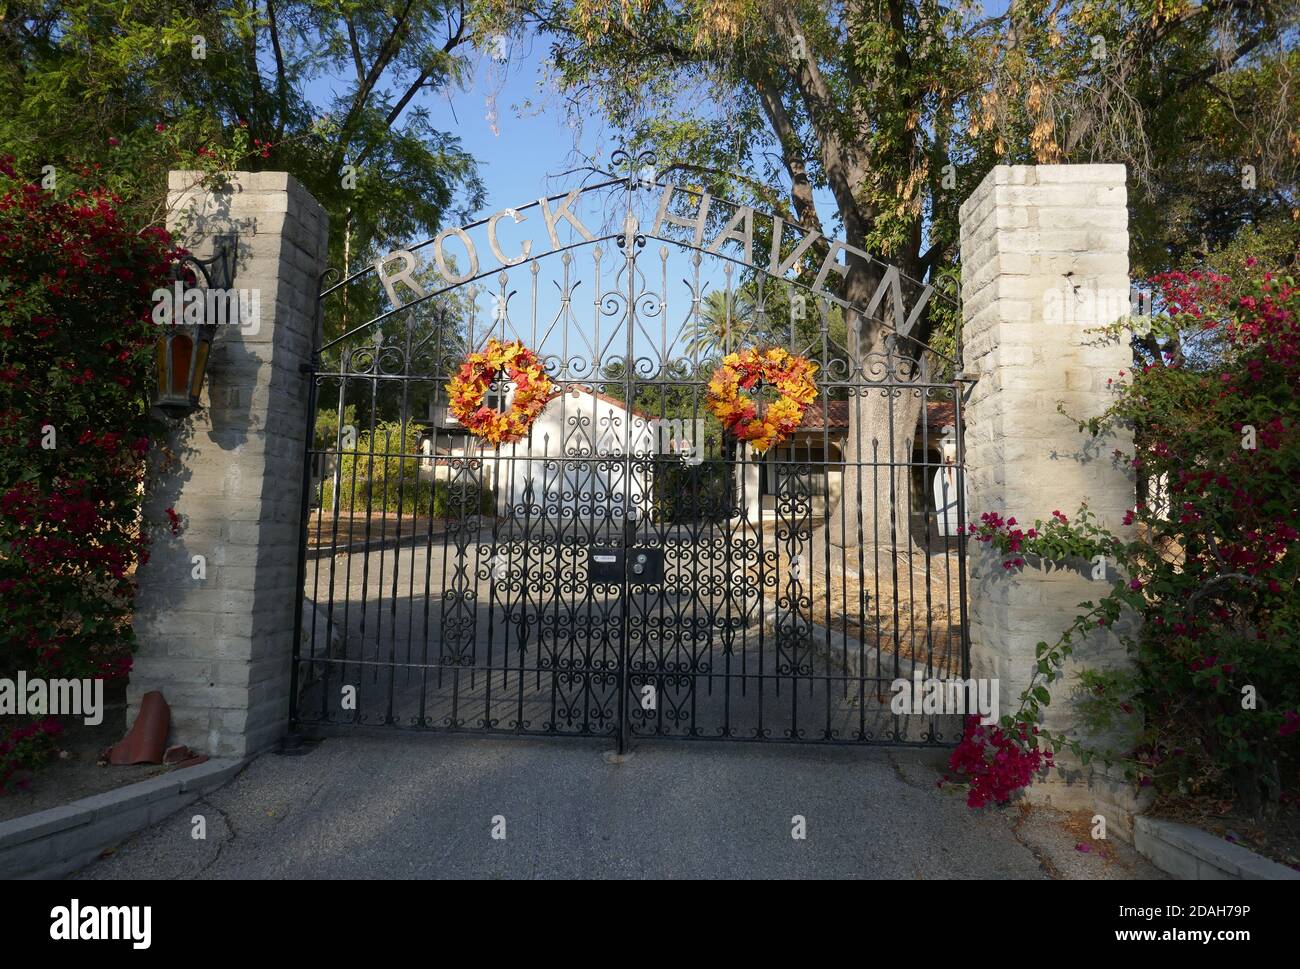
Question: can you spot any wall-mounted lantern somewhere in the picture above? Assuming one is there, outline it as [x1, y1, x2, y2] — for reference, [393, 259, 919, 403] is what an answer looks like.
[152, 235, 237, 419]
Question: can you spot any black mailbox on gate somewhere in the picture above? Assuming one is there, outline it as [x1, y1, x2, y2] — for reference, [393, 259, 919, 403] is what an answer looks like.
[627, 547, 663, 585]
[586, 546, 664, 586]
[588, 547, 623, 585]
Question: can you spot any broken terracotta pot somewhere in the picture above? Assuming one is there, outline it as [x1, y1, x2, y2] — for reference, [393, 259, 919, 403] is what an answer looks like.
[163, 745, 209, 769]
[105, 691, 170, 765]
[163, 744, 192, 764]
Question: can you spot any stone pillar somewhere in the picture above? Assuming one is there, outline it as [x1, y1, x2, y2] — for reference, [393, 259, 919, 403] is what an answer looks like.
[958, 165, 1145, 835]
[130, 171, 328, 758]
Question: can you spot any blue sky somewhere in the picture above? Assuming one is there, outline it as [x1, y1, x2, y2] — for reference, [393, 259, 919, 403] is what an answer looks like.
[450, 39, 600, 214]
[293, 16, 997, 371]
[303, 4, 1022, 241]
[452, 43, 846, 232]
[295, 39, 557, 215]
[301, 22, 953, 359]
[305, 34, 836, 235]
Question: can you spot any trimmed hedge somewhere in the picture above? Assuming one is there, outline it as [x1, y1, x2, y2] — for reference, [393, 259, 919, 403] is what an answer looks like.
[319, 476, 493, 519]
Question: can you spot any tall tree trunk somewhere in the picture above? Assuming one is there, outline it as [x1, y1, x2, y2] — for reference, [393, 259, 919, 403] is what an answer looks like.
[827, 263, 924, 565]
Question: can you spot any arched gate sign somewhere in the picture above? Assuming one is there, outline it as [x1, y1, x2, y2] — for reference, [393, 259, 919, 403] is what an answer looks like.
[291, 153, 970, 751]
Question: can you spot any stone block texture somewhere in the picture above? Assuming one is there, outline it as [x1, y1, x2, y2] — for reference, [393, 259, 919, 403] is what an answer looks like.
[130, 171, 328, 757]
[959, 165, 1144, 831]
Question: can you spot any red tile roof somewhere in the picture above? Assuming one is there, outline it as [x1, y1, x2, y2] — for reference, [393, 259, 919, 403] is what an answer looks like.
[796, 401, 850, 430]
[925, 400, 957, 430]
[546, 385, 654, 420]
[795, 399, 959, 432]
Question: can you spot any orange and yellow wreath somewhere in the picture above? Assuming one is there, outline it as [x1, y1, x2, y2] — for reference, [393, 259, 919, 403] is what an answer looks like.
[706, 347, 818, 454]
[447, 338, 554, 446]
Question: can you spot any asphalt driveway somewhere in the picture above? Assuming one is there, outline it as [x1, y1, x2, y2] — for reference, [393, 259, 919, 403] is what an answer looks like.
[73, 733, 1164, 879]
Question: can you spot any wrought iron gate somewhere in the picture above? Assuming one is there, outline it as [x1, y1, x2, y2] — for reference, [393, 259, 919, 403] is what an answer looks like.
[291, 158, 969, 750]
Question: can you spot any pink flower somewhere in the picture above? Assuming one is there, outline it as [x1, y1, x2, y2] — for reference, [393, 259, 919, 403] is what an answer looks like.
[943, 716, 1055, 808]
[1280, 711, 1300, 739]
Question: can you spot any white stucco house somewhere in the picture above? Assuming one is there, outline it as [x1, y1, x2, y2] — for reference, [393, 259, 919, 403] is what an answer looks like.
[416, 389, 959, 528]
[421, 385, 702, 521]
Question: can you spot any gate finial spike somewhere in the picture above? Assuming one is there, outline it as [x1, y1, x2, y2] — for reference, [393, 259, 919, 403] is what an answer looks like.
[622, 211, 639, 253]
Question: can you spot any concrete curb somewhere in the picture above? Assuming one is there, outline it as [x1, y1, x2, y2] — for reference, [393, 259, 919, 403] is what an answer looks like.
[0, 758, 246, 879]
[1134, 816, 1300, 880]
[303, 532, 432, 560]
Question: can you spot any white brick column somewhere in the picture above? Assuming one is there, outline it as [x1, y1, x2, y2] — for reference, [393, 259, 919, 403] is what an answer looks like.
[129, 171, 328, 758]
[958, 165, 1146, 834]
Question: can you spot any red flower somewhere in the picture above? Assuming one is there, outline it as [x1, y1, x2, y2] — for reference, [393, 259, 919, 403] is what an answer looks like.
[1280, 712, 1300, 739]
[944, 716, 1054, 808]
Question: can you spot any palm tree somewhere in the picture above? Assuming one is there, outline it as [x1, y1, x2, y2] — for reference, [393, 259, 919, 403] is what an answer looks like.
[682, 289, 759, 360]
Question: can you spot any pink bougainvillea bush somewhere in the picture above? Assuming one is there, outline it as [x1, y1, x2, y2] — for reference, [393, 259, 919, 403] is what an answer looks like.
[945, 716, 1055, 809]
[0, 718, 62, 793]
[0, 159, 175, 788]
[952, 264, 1299, 815]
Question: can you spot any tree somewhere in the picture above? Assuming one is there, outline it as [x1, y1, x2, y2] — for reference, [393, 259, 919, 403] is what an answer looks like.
[684, 290, 754, 359]
[688, 282, 848, 362]
[475, 0, 1296, 556]
[0, 0, 485, 344]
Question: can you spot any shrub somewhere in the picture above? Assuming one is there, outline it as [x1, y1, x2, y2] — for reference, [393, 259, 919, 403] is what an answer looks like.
[313, 404, 356, 450]
[963, 263, 1299, 815]
[652, 460, 731, 522]
[321, 477, 428, 516]
[318, 418, 494, 519]
[328, 419, 425, 513]
[945, 716, 1055, 809]
[0, 718, 63, 794]
[0, 159, 173, 687]
[431, 479, 494, 519]
[319, 476, 493, 519]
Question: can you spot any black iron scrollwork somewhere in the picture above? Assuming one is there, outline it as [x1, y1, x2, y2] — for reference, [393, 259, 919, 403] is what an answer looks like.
[291, 162, 970, 749]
